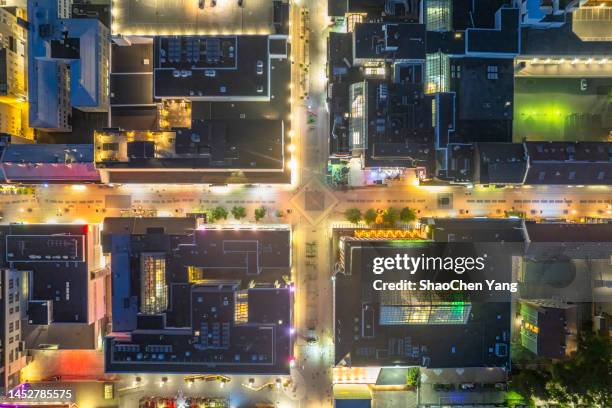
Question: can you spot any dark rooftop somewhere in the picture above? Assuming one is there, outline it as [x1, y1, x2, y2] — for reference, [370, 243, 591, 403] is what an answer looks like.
[104, 224, 293, 374]
[524, 142, 612, 185]
[153, 36, 284, 100]
[429, 217, 526, 243]
[353, 23, 426, 61]
[0, 224, 97, 323]
[334, 238, 513, 369]
[525, 222, 612, 243]
[475, 142, 527, 185]
[104, 35, 291, 184]
[521, 14, 612, 56]
[465, 7, 520, 55]
[71, 1, 111, 28]
[328, 0, 385, 17]
[50, 38, 81, 60]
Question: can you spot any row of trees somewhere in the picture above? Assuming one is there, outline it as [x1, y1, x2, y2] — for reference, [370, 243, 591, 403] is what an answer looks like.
[344, 207, 417, 226]
[206, 206, 267, 223]
[510, 334, 611, 407]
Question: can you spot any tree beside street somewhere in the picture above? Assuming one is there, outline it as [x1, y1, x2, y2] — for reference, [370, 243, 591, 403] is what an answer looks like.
[254, 207, 267, 222]
[231, 206, 247, 220]
[363, 209, 377, 225]
[400, 207, 417, 224]
[344, 208, 362, 224]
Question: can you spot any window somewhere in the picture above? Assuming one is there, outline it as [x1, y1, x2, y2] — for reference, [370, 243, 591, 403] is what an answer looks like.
[451, 64, 461, 78]
[8, 293, 13, 303]
[425, 52, 450, 93]
[487, 65, 498, 80]
[352, 131, 361, 146]
[8, 279, 13, 289]
[103, 383, 114, 399]
[351, 95, 364, 118]
[8, 322, 13, 332]
[431, 99, 437, 128]
[426, 0, 452, 31]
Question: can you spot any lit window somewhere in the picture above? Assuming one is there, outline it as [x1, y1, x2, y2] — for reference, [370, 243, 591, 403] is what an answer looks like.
[431, 99, 437, 128]
[351, 95, 364, 118]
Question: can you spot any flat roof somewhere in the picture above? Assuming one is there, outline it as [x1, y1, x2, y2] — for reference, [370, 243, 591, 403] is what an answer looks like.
[104, 225, 292, 374]
[0, 143, 100, 182]
[111, 42, 153, 74]
[111, 0, 277, 36]
[104, 34, 291, 183]
[353, 23, 426, 61]
[334, 239, 513, 369]
[521, 15, 612, 56]
[526, 222, 612, 243]
[110, 74, 153, 106]
[6, 234, 84, 262]
[1, 143, 94, 163]
[96, 118, 284, 170]
[476, 142, 527, 184]
[153, 36, 279, 100]
[465, 7, 519, 55]
[177, 228, 291, 272]
[0, 224, 93, 323]
[429, 218, 526, 242]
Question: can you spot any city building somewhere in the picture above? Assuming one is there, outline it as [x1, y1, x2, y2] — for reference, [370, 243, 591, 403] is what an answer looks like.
[327, 21, 433, 185]
[472, 142, 528, 186]
[332, 218, 525, 371]
[327, 0, 420, 21]
[0, 268, 28, 391]
[327, 1, 521, 185]
[516, 221, 612, 359]
[27, 0, 109, 131]
[98, 34, 291, 184]
[514, 0, 612, 142]
[103, 218, 293, 374]
[519, 299, 579, 359]
[110, 0, 288, 37]
[0, 224, 108, 350]
[523, 141, 612, 185]
[0, 143, 100, 183]
[426, 2, 520, 182]
[449, 140, 612, 186]
[0, 6, 29, 139]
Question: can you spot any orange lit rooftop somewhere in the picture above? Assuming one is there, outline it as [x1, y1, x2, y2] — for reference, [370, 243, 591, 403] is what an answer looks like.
[111, 0, 277, 36]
